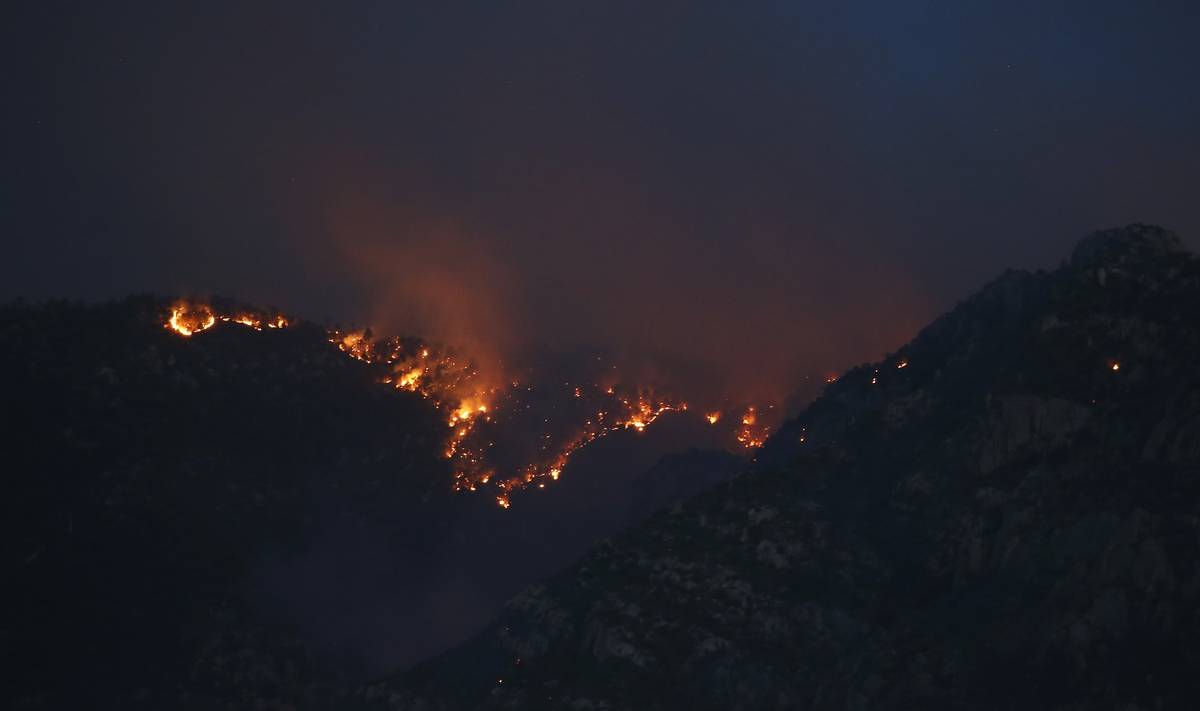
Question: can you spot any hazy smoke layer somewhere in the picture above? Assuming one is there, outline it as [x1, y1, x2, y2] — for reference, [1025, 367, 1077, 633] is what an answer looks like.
[318, 184, 933, 403]
[7, 3, 1200, 402]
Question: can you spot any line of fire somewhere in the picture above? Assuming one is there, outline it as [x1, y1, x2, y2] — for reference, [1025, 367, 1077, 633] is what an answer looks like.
[164, 300, 778, 507]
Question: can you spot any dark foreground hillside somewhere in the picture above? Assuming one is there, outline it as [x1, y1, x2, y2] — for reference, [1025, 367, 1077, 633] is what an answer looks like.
[366, 225, 1200, 710]
[0, 300, 457, 708]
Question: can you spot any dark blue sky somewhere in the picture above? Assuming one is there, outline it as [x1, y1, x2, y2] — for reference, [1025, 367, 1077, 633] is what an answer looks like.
[6, 1, 1199, 398]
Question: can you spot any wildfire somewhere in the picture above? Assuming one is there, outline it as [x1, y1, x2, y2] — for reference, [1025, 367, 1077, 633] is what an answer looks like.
[336, 330, 374, 360]
[166, 299, 779, 508]
[397, 367, 424, 390]
[219, 314, 289, 330]
[165, 301, 287, 337]
[166, 303, 216, 337]
[451, 399, 489, 424]
[735, 406, 771, 449]
[621, 396, 681, 432]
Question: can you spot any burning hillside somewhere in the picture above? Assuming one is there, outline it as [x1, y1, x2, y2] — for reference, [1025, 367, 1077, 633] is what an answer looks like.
[166, 301, 289, 336]
[163, 299, 781, 506]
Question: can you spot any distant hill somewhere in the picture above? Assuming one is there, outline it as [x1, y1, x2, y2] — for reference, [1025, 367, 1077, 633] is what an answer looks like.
[1, 298, 457, 708]
[365, 224, 1200, 710]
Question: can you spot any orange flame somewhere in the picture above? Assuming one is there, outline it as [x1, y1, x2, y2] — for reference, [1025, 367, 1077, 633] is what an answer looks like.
[165, 303, 216, 337]
[735, 406, 770, 449]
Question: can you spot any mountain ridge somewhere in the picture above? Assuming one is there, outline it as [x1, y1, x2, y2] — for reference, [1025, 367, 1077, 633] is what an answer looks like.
[363, 224, 1200, 710]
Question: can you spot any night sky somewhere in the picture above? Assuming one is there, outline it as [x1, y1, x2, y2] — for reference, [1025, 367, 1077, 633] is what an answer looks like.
[6, 1, 1200, 401]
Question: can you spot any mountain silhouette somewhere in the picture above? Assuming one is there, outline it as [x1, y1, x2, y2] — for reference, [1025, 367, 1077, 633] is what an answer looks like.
[362, 224, 1200, 710]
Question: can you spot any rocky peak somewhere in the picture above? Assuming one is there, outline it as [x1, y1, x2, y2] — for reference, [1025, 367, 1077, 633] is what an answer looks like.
[1070, 222, 1188, 270]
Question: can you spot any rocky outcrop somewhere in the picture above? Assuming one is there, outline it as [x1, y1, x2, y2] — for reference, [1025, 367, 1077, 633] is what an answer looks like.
[975, 395, 1091, 474]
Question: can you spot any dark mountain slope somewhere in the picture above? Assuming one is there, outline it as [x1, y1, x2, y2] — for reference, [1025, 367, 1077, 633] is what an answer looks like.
[367, 224, 1200, 710]
[1, 297, 456, 708]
